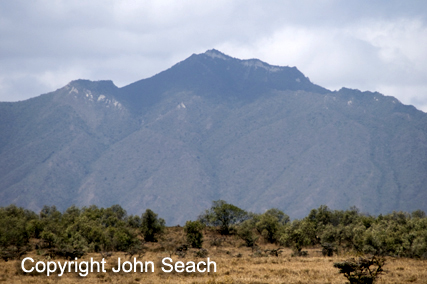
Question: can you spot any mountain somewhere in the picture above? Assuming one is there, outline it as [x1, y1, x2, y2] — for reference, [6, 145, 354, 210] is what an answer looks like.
[0, 49, 426, 224]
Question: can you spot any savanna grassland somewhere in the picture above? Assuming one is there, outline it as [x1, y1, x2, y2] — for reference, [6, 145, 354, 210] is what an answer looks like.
[1, 227, 427, 284]
[2, 202, 427, 283]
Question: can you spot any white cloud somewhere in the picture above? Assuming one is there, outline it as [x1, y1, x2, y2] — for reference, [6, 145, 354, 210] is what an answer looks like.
[217, 17, 427, 112]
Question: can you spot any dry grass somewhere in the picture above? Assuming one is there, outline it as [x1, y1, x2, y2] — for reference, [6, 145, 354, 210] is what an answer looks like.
[1, 227, 427, 283]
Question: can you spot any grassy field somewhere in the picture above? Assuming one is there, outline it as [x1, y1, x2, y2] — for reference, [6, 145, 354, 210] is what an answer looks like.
[1, 227, 426, 283]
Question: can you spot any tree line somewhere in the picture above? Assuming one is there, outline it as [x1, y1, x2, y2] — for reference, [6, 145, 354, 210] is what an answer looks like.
[1, 200, 426, 261]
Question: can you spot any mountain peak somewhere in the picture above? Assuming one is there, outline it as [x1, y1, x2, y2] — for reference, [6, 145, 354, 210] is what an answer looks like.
[201, 50, 299, 75]
[241, 58, 282, 72]
[203, 49, 232, 60]
[66, 79, 117, 90]
[118, 49, 330, 113]
[202, 49, 280, 70]
[63, 80, 118, 99]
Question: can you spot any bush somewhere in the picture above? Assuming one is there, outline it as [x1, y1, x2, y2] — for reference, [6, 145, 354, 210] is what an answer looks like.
[184, 221, 204, 248]
[334, 256, 385, 284]
[321, 242, 337, 256]
[279, 220, 314, 253]
[237, 220, 259, 247]
[255, 212, 282, 243]
[194, 248, 208, 258]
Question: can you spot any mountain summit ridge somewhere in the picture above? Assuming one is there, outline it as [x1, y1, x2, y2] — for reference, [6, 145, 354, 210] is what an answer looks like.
[203, 49, 289, 73]
[0, 50, 426, 224]
[117, 50, 329, 114]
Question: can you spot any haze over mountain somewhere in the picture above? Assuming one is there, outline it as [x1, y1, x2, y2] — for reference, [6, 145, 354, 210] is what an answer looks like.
[1, 50, 426, 224]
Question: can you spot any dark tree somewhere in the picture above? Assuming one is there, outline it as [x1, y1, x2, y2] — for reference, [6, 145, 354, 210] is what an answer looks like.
[141, 209, 165, 242]
[334, 256, 385, 284]
[198, 200, 248, 235]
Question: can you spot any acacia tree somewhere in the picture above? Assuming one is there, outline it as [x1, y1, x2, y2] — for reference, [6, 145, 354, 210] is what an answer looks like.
[334, 256, 386, 284]
[198, 200, 248, 235]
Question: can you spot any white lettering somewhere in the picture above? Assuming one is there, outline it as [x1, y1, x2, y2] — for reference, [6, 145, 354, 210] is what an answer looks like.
[161, 257, 216, 273]
[175, 261, 184, 273]
[79, 261, 88, 277]
[186, 261, 195, 273]
[57, 261, 67, 277]
[21, 257, 113, 277]
[35, 261, 45, 273]
[207, 258, 216, 272]
[112, 257, 121, 273]
[122, 261, 132, 273]
[134, 258, 144, 272]
[21, 257, 34, 273]
[146, 260, 154, 272]
[68, 260, 73, 273]
[101, 258, 107, 273]
[197, 261, 206, 272]
[90, 258, 100, 273]
[46, 261, 56, 276]
[161, 257, 173, 273]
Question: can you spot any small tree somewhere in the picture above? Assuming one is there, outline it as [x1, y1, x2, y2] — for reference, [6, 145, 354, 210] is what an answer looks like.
[334, 256, 385, 284]
[264, 208, 290, 224]
[141, 209, 165, 242]
[237, 220, 259, 248]
[411, 209, 426, 219]
[198, 200, 248, 235]
[255, 209, 289, 243]
[127, 215, 142, 229]
[184, 221, 204, 248]
[279, 220, 314, 254]
[320, 224, 339, 256]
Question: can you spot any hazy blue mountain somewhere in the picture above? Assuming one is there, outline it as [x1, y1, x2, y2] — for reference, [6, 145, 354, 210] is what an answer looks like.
[0, 49, 426, 224]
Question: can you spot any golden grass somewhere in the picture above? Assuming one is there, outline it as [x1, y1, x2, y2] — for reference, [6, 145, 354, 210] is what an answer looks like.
[1, 227, 427, 283]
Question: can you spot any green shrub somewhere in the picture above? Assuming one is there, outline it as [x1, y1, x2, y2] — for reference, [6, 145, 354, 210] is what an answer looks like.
[255, 212, 283, 243]
[237, 220, 259, 247]
[184, 220, 204, 248]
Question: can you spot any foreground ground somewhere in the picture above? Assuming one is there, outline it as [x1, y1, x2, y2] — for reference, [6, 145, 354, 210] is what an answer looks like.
[1, 227, 426, 283]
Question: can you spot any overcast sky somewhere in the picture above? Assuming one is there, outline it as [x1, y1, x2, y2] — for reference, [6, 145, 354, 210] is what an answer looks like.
[1, 0, 427, 111]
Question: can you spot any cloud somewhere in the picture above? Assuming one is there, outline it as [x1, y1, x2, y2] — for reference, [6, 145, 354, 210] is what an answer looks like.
[0, 0, 426, 111]
[218, 17, 427, 111]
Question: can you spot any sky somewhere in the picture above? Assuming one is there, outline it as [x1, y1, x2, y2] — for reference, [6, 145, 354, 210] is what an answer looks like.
[1, 0, 427, 112]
